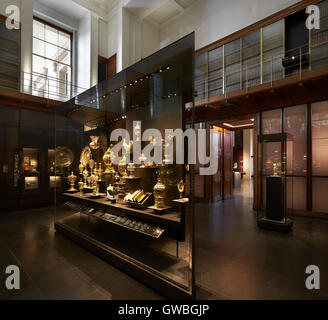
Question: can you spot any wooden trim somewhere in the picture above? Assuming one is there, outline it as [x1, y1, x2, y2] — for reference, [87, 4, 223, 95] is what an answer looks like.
[98, 54, 117, 63]
[98, 55, 108, 63]
[98, 54, 117, 79]
[0, 13, 21, 28]
[196, 0, 321, 55]
[0, 14, 6, 24]
[288, 209, 328, 220]
[0, 87, 61, 113]
[195, 65, 328, 109]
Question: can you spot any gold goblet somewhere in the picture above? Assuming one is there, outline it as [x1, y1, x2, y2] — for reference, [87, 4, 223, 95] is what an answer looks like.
[177, 180, 185, 199]
[68, 172, 78, 192]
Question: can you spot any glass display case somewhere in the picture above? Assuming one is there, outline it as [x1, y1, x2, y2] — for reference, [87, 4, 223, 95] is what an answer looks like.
[54, 33, 195, 298]
[257, 133, 293, 232]
[22, 148, 40, 193]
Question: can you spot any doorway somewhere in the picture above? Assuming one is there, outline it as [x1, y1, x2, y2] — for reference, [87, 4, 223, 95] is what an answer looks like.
[211, 118, 255, 202]
[98, 54, 117, 83]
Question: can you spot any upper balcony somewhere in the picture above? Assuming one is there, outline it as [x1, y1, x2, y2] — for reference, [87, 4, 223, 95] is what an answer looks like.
[192, 0, 328, 122]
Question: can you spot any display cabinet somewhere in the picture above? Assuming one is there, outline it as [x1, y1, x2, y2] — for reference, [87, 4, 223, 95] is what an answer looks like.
[257, 133, 293, 232]
[22, 148, 40, 193]
[54, 33, 195, 299]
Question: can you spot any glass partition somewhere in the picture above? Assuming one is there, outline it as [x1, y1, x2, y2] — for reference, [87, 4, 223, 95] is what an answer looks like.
[257, 132, 293, 232]
[54, 33, 195, 298]
[284, 105, 307, 212]
[195, 53, 207, 101]
[263, 20, 284, 83]
[311, 0, 328, 70]
[261, 109, 282, 134]
[312, 101, 328, 214]
[224, 39, 241, 93]
[208, 46, 223, 97]
[242, 29, 261, 88]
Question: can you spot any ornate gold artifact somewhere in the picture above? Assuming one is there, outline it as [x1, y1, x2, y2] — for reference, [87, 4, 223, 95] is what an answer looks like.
[103, 144, 115, 174]
[55, 146, 74, 168]
[153, 172, 166, 208]
[177, 180, 185, 199]
[89, 136, 100, 150]
[127, 163, 135, 178]
[80, 146, 91, 168]
[68, 172, 78, 192]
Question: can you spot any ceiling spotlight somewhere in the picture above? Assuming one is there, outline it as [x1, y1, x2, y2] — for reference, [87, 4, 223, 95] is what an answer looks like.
[159, 69, 163, 73]
[135, 80, 138, 83]
[166, 66, 170, 70]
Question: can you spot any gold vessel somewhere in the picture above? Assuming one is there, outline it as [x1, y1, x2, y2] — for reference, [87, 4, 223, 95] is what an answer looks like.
[68, 172, 78, 192]
[127, 163, 135, 178]
[118, 155, 127, 177]
[97, 163, 103, 180]
[78, 180, 84, 196]
[78, 162, 84, 174]
[177, 180, 185, 199]
[103, 145, 115, 174]
[153, 172, 166, 208]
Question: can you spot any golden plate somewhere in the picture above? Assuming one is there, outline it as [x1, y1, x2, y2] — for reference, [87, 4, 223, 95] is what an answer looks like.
[55, 146, 74, 168]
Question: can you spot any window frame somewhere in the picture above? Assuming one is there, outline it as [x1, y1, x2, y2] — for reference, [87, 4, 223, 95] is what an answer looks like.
[32, 16, 73, 99]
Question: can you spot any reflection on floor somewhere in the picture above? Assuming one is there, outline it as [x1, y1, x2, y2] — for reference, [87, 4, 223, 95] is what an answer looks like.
[0, 207, 163, 300]
[195, 179, 328, 300]
[56, 208, 190, 289]
[1, 180, 328, 299]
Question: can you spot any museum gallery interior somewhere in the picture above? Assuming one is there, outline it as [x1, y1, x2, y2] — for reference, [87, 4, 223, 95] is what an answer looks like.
[0, 0, 328, 300]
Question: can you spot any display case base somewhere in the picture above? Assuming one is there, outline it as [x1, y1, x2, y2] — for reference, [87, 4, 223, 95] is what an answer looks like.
[55, 221, 192, 300]
[258, 218, 293, 233]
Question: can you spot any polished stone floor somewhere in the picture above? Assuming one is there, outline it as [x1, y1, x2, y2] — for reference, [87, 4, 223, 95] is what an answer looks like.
[1, 181, 327, 300]
[195, 180, 328, 300]
[0, 208, 163, 300]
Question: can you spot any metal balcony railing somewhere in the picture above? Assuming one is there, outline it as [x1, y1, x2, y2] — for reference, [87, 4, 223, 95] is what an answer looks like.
[20, 71, 87, 102]
[195, 39, 328, 101]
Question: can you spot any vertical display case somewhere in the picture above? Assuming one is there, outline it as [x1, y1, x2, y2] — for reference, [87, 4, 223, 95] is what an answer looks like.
[257, 133, 293, 232]
[22, 148, 40, 193]
[54, 34, 195, 299]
